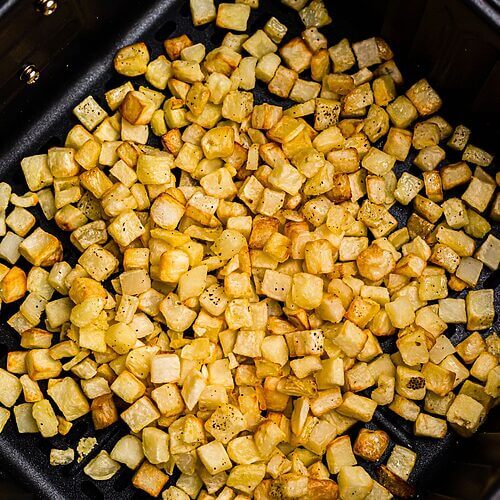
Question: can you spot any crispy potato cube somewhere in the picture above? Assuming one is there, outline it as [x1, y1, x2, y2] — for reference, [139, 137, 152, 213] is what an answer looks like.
[485, 366, 500, 398]
[338, 466, 373, 499]
[385, 296, 415, 329]
[446, 394, 485, 437]
[362, 147, 395, 176]
[280, 37, 312, 73]
[438, 298, 466, 324]
[441, 161, 472, 190]
[216, 3, 250, 31]
[326, 436, 356, 475]
[415, 145, 446, 172]
[73, 96, 107, 131]
[447, 124, 470, 151]
[190, 0, 216, 26]
[47, 377, 90, 421]
[13, 403, 38, 433]
[475, 234, 500, 271]
[132, 460, 169, 497]
[466, 289, 494, 331]
[205, 404, 246, 444]
[268, 66, 298, 99]
[462, 144, 493, 166]
[21, 155, 53, 192]
[114, 42, 149, 76]
[164, 34, 193, 60]
[394, 172, 423, 205]
[299, 0, 332, 28]
[386, 96, 418, 128]
[0, 369, 22, 407]
[32, 399, 59, 438]
[455, 257, 482, 286]
[197, 441, 232, 475]
[456, 332, 486, 364]
[462, 176, 495, 213]
[422, 362, 455, 396]
[424, 391, 455, 416]
[387, 445, 416, 481]
[226, 463, 266, 494]
[406, 78, 442, 115]
[120, 91, 155, 125]
[0, 266, 27, 303]
[353, 429, 389, 462]
[389, 394, 419, 421]
[222, 90, 254, 122]
[26, 349, 62, 381]
[436, 226, 475, 256]
[337, 392, 377, 422]
[121, 396, 160, 433]
[79, 244, 118, 281]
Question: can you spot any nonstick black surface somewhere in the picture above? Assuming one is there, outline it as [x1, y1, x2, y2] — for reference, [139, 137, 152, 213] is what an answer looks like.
[0, 0, 498, 498]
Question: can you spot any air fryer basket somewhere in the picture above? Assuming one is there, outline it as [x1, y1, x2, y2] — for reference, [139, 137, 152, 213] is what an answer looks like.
[0, 0, 498, 499]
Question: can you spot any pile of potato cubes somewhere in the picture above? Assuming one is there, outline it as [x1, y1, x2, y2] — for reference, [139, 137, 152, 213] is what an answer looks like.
[0, 0, 498, 498]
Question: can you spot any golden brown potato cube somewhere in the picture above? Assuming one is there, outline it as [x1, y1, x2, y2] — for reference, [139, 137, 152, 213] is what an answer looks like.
[18, 228, 62, 267]
[462, 176, 495, 213]
[353, 37, 382, 68]
[114, 42, 149, 76]
[413, 194, 443, 223]
[363, 104, 389, 143]
[436, 226, 475, 257]
[216, 3, 250, 31]
[26, 349, 62, 381]
[265, 16, 288, 43]
[406, 78, 442, 116]
[21, 154, 53, 192]
[383, 127, 412, 161]
[457, 332, 486, 364]
[268, 66, 298, 99]
[314, 98, 342, 131]
[475, 234, 500, 271]
[310, 49, 330, 82]
[299, 0, 332, 28]
[73, 96, 108, 132]
[343, 82, 374, 114]
[252, 103, 283, 130]
[0, 265, 27, 304]
[328, 38, 355, 73]
[429, 243, 460, 273]
[412, 121, 440, 149]
[190, 0, 217, 26]
[414, 413, 447, 438]
[407, 213, 434, 240]
[446, 393, 485, 437]
[386, 96, 418, 128]
[120, 91, 155, 125]
[414, 145, 446, 172]
[441, 161, 472, 190]
[373, 75, 396, 106]
[462, 144, 493, 166]
[338, 466, 373, 499]
[421, 362, 455, 396]
[353, 429, 389, 462]
[466, 289, 494, 331]
[280, 37, 312, 73]
[92, 394, 118, 430]
[447, 124, 470, 151]
[164, 34, 192, 60]
[132, 460, 169, 497]
[423, 170, 443, 202]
